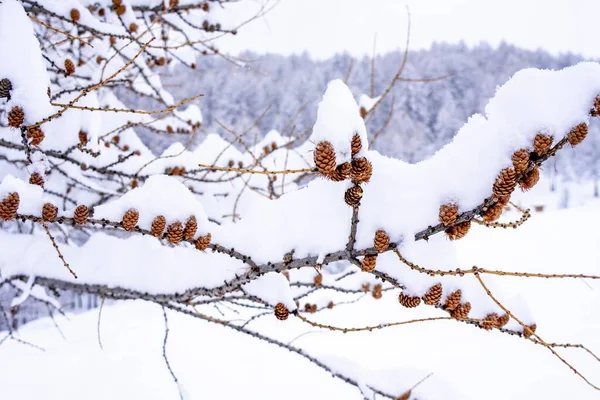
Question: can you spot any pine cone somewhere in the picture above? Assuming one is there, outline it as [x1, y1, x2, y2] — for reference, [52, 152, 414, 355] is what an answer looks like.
[183, 215, 197, 240]
[79, 130, 88, 145]
[445, 220, 471, 240]
[166, 221, 183, 244]
[116, 4, 126, 16]
[374, 229, 390, 252]
[372, 283, 383, 299]
[359, 107, 367, 119]
[327, 301, 334, 309]
[329, 162, 351, 182]
[533, 134, 553, 156]
[439, 203, 458, 226]
[344, 185, 363, 207]
[313, 273, 323, 286]
[523, 323, 537, 339]
[314, 141, 336, 176]
[0, 78, 12, 99]
[481, 199, 506, 222]
[195, 233, 211, 251]
[361, 283, 371, 292]
[591, 96, 600, 117]
[496, 314, 510, 328]
[423, 283, 442, 305]
[29, 172, 44, 187]
[70, 8, 80, 22]
[398, 292, 421, 308]
[567, 123, 588, 147]
[350, 157, 372, 183]
[122, 209, 139, 231]
[64, 59, 76, 76]
[444, 289, 462, 311]
[73, 205, 89, 225]
[0, 192, 19, 221]
[26, 127, 45, 146]
[481, 313, 499, 330]
[129, 23, 138, 33]
[274, 303, 289, 321]
[151, 215, 166, 237]
[351, 133, 362, 156]
[493, 167, 517, 199]
[512, 149, 530, 173]
[7, 106, 24, 128]
[519, 166, 540, 191]
[451, 302, 471, 320]
[361, 254, 377, 272]
[42, 203, 58, 222]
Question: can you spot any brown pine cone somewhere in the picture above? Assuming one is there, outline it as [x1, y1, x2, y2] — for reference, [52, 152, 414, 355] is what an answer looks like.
[445, 220, 471, 240]
[64, 59, 76, 76]
[116, 4, 126, 16]
[512, 149, 530, 173]
[313, 273, 322, 286]
[79, 131, 88, 145]
[344, 185, 363, 207]
[567, 123, 588, 147]
[533, 134, 553, 156]
[183, 216, 197, 240]
[129, 23, 138, 33]
[350, 157, 372, 183]
[439, 203, 458, 226]
[274, 303, 289, 321]
[423, 283, 443, 305]
[7, 106, 24, 128]
[591, 96, 600, 117]
[27, 126, 45, 146]
[327, 301, 334, 309]
[523, 323, 537, 339]
[361, 283, 371, 292]
[361, 254, 377, 272]
[374, 229, 390, 252]
[0, 78, 12, 99]
[493, 167, 517, 199]
[372, 283, 383, 299]
[42, 203, 58, 222]
[398, 292, 421, 308]
[519, 166, 540, 191]
[329, 162, 351, 182]
[166, 221, 183, 244]
[451, 302, 471, 320]
[496, 314, 510, 328]
[122, 209, 139, 231]
[351, 133, 362, 156]
[73, 205, 89, 225]
[151, 215, 166, 237]
[314, 141, 337, 176]
[444, 289, 462, 311]
[359, 107, 367, 119]
[481, 313, 499, 330]
[481, 198, 507, 222]
[70, 8, 80, 22]
[0, 192, 19, 221]
[195, 233, 211, 251]
[29, 172, 45, 187]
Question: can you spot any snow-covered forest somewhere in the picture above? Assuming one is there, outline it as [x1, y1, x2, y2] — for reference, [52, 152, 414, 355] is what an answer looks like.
[1, 0, 599, 399]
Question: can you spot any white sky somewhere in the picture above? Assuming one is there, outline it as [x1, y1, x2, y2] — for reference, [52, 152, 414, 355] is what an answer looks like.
[220, 0, 600, 59]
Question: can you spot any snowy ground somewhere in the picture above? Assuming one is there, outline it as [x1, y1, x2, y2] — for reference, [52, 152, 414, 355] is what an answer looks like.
[0, 189, 599, 400]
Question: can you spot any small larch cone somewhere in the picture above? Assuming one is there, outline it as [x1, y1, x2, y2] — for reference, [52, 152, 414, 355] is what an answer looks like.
[122, 209, 139, 231]
[533, 134, 553, 156]
[351, 133, 362, 156]
[445, 220, 471, 240]
[314, 141, 337, 176]
[372, 284, 383, 300]
[350, 157, 372, 183]
[523, 323, 537, 339]
[361, 283, 371, 292]
[151, 215, 166, 237]
[70, 8, 80, 22]
[7, 106, 24, 128]
[493, 167, 517, 199]
[195, 233, 211, 251]
[64, 59, 76, 76]
[512, 149, 530, 173]
[0, 192, 20, 221]
[567, 123, 588, 147]
[73, 205, 89, 224]
[344, 185, 363, 207]
[42, 203, 58, 222]
[313, 273, 323, 286]
[166, 221, 183, 244]
[274, 303, 289, 321]
[0, 78, 12, 99]
[79, 131, 88, 145]
[481, 313, 500, 330]
[519, 166, 540, 191]
[591, 96, 600, 117]
[115, 4, 126, 16]
[496, 314, 510, 328]
[396, 390, 411, 400]
[29, 172, 45, 187]
[27, 127, 45, 146]
[451, 302, 471, 320]
[444, 289, 462, 311]
[482, 199, 506, 222]
[329, 162, 351, 182]
[129, 23, 138, 33]
[183, 216, 197, 240]
[361, 254, 377, 272]
[359, 107, 367, 119]
[398, 292, 421, 308]
[423, 283, 443, 305]
[374, 229, 390, 252]
[439, 203, 458, 226]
